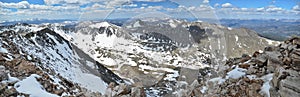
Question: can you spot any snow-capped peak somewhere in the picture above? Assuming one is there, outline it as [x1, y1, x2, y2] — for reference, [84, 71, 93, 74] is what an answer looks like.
[89, 22, 112, 28]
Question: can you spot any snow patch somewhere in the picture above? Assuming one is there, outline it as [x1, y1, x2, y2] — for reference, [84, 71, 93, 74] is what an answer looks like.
[259, 73, 273, 97]
[0, 47, 8, 53]
[200, 86, 207, 93]
[209, 77, 226, 84]
[73, 68, 108, 94]
[89, 22, 111, 28]
[99, 57, 117, 66]
[226, 66, 247, 79]
[15, 74, 58, 97]
[235, 35, 239, 42]
[228, 27, 232, 30]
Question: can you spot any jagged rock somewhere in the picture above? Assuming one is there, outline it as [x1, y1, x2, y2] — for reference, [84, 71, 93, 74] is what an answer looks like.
[0, 65, 8, 81]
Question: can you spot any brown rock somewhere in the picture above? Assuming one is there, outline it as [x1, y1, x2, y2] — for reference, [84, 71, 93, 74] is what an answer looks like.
[240, 54, 251, 63]
[17, 60, 36, 75]
[252, 51, 260, 58]
[239, 64, 250, 69]
[283, 57, 292, 65]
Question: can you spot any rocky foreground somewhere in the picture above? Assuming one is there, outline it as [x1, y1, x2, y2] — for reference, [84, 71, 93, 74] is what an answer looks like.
[103, 37, 300, 97]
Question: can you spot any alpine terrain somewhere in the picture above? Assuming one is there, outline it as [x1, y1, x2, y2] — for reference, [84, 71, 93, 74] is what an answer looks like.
[0, 18, 298, 97]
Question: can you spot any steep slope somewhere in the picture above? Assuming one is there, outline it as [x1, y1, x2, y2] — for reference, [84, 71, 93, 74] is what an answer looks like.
[0, 26, 123, 96]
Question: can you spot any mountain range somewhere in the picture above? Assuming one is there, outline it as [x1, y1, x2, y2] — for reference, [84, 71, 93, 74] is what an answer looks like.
[1, 18, 297, 97]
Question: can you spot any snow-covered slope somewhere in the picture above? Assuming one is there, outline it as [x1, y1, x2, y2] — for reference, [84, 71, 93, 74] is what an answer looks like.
[0, 25, 123, 96]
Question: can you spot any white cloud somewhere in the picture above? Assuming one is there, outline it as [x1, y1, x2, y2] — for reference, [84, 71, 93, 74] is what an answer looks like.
[214, 3, 220, 7]
[0, 1, 30, 9]
[123, 4, 138, 7]
[221, 3, 232, 8]
[43, 0, 164, 6]
[105, 0, 130, 8]
[292, 5, 300, 11]
[147, 6, 163, 10]
[203, 0, 209, 4]
[256, 7, 265, 12]
[43, 0, 103, 5]
[265, 6, 284, 12]
[141, 4, 148, 6]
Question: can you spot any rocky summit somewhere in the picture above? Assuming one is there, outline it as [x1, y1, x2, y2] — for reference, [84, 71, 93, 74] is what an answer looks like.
[0, 19, 297, 97]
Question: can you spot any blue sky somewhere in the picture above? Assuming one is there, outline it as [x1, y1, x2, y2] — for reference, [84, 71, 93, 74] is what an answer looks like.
[0, 0, 299, 22]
